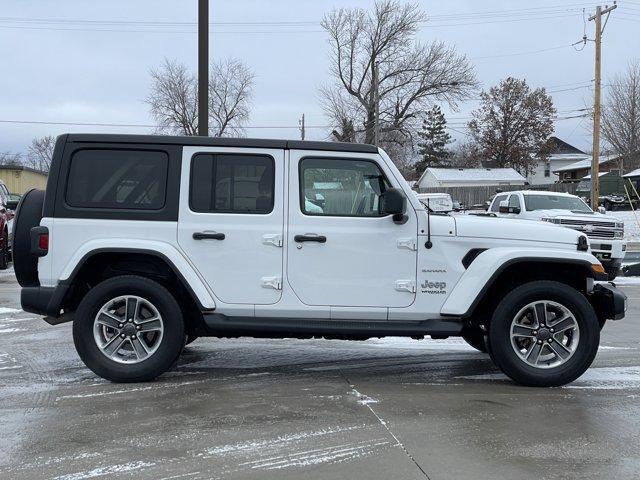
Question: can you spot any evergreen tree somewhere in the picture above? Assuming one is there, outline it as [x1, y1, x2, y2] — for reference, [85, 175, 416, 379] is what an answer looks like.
[415, 105, 452, 177]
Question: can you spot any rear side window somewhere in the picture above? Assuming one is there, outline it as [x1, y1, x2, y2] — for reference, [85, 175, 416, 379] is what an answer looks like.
[66, 149, 168, 210]
[190, 153, 274, 214]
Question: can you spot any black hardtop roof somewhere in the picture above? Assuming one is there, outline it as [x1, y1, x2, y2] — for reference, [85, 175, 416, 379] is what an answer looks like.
[64, 133, 379, 154]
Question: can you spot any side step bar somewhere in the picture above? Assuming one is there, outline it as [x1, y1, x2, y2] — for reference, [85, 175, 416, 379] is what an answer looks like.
[202, 313, 464, 339]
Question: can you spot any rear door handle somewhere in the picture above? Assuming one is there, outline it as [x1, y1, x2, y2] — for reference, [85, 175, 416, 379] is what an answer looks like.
[294, 234, 327, 243]
[193, 232, 225, 240]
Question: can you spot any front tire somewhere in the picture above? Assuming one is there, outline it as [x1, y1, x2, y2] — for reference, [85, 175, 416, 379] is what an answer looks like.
[488, 281, 599, 387]
[73, 275, 185, 382]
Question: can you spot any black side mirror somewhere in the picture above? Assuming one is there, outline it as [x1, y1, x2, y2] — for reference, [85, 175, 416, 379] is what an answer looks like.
[380, 188, 407, 224]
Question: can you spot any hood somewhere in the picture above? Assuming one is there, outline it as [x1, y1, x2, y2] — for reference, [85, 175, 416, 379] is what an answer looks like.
[455, 215, 583, 245]
[531, 209, 621, 223]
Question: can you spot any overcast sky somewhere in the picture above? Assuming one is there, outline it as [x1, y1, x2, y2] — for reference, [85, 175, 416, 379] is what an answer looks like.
[1, 0, 639, 155]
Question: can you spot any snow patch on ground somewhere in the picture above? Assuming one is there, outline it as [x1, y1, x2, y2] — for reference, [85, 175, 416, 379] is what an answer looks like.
[459, 366, 640, 390]
[240, 439, 391, 470]
[611, 276, 640, 285]
[53, 461, 155, 480]
[195, 424, 380, 471]
[0, 327, 22, 334]
[0, 307, 21, 314]
[55, 379, 207, 401]
[351, 388, 378, 405]
[365, 337, 476, 351]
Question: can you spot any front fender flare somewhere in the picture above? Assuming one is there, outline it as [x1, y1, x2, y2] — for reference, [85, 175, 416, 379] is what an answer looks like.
[440, 248, 601, 317]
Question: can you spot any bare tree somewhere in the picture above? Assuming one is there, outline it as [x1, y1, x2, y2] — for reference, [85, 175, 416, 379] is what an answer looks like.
[449, 141, 482, 168]
[147, 59, 198, 136]
[0, 152, 22, 167]
[320, 0, 476, 148]
[26, 135, 56, 172]
[468, 77, 556, 176]
[209, 59, 254, 137]
[602, 61, 640, 171]
[146, 58, 254, 137]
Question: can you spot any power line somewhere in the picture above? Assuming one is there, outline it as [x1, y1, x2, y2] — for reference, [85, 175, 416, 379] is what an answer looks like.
[0, 5, 604, 34]
[0, 119, 332, 129]
[0, 5, 601, 27]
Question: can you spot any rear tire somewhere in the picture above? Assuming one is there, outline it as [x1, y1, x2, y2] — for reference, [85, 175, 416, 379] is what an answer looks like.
[488, 281, 599, 387]
[73, 275, 185, 382]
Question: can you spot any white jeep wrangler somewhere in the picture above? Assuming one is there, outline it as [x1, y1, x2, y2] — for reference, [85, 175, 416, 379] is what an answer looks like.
[13, 134, 626, 387]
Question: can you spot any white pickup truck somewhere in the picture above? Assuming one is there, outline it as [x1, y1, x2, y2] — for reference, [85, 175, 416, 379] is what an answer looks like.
[12, 134, 626, 387]
[488, 190, 626, 280]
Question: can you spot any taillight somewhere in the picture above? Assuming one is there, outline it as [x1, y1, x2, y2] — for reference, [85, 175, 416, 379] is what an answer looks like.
[38, 233, 49, 251]
[30, 226, 49, 257]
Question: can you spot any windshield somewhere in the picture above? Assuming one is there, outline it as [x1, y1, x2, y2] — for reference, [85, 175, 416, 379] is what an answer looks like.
[524, 194, 592, 213]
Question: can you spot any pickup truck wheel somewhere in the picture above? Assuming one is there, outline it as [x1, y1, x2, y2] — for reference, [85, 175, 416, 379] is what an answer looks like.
[461, 327, 488, 353]
[488, 281, 599, 387]
[73, 275, 185, 382]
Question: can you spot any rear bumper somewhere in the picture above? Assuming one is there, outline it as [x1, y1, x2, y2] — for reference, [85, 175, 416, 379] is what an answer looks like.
[21, 285, 68, 320]
[591, 282, 627, 321]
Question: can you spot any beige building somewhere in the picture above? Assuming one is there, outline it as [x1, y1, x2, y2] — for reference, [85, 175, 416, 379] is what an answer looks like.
[0, 166, 48, 194]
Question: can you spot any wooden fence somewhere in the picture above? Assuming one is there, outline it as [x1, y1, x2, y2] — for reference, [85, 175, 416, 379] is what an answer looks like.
[415, 183, 579, 207]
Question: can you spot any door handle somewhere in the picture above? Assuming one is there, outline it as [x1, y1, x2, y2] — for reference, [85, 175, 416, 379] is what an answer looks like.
[193, 232, 225, 240]
[294, 234, 327, 243]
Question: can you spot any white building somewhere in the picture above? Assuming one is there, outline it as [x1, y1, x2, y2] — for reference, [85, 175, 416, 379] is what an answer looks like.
[526, 137, 589, 185]
[416, 167, 526, 189]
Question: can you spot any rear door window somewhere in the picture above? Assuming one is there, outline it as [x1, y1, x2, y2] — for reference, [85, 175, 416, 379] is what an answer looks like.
[66, 149, 168, 210]
[190, 154, 274, 214]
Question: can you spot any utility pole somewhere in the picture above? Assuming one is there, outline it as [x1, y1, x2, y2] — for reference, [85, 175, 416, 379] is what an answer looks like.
[373, 62, 381, 147]
[588, 2, 617, 209]
[197, 0, 209, 137]
[299, 114, 305, 140]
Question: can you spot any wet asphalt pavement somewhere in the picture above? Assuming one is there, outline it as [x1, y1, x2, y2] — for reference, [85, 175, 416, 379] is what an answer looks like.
[0, 271, 639, 480]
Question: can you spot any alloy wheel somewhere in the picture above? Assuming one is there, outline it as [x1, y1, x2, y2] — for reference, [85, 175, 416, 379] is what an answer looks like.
[93, 295, 164, 364]
[510, 300, 580, 369]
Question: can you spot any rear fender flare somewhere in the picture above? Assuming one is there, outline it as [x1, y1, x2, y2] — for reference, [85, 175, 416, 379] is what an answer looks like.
[60, 239, 216, 310]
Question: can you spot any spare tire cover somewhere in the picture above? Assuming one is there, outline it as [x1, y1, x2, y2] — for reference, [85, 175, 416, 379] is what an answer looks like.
[13, 189, 44, 287]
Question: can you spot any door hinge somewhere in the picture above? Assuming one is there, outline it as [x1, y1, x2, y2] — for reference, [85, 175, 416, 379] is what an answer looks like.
[394, 280, 416, 293]
[262, 234, 283, 247]
[397, 238, 417, 251]
[261, 276, 282, 290]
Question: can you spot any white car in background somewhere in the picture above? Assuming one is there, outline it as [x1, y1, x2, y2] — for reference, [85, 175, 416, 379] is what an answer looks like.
[415, 192, 454, 213]
[488, 190, 626, 280]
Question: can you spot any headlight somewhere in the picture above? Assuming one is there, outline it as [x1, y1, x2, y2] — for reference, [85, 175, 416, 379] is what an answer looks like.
[541, 217, 561, 224]
[616, 222, 624, 229]
[614, 230, 624, 239]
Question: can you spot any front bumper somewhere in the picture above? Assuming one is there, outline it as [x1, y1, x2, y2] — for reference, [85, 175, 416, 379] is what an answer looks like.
[590, 240, 625, 266]
[591, 282, 627, 321]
